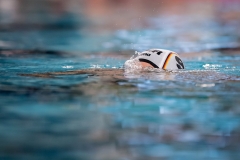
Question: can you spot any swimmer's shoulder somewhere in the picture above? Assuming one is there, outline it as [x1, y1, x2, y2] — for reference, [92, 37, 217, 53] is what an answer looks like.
[20, 68, 124, 78]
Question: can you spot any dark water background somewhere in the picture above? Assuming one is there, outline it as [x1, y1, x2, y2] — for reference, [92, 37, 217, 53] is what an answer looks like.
[1, 0, 240, 160]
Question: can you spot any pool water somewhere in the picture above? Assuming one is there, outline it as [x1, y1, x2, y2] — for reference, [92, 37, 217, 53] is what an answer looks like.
[1, 11, 240, 160]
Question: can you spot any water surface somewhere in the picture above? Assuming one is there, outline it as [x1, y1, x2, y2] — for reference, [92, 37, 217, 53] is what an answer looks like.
[1, 3, 240, 160]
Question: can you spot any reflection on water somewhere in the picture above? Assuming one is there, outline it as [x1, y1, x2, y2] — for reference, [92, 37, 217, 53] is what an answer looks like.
[1, 0, 240, 160]
[1, 52, 240, 160]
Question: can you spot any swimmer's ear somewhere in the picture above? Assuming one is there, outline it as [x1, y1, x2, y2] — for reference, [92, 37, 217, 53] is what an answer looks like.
[163, 53, 184, 70]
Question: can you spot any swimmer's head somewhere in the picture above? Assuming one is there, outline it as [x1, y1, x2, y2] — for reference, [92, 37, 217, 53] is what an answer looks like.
[135, 49, 184, 70]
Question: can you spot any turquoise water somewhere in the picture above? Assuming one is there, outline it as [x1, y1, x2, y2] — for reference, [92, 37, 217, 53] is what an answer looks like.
[1, 15, 240, 160]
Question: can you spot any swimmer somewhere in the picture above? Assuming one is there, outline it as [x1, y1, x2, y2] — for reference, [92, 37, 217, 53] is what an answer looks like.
[19, 49, 239, 83]
[20, 49, 184, 78]
[125, 49, 184, 70]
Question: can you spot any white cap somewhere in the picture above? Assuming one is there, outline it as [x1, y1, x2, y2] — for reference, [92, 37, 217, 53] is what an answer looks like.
[137, 49, 184, 70]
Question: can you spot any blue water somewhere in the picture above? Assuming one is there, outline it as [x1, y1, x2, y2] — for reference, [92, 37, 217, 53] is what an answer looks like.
[1, 15, 240, 160]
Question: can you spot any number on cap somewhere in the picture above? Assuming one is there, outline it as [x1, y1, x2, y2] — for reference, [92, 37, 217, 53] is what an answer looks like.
[175, 56, 184, 69]
[152, 50, 163, 55]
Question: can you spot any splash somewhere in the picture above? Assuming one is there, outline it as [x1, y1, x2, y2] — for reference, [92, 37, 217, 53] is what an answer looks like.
[124, 57, 142, 71]
[124, 51, 142, 72]
[124, 51, 157, 73]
